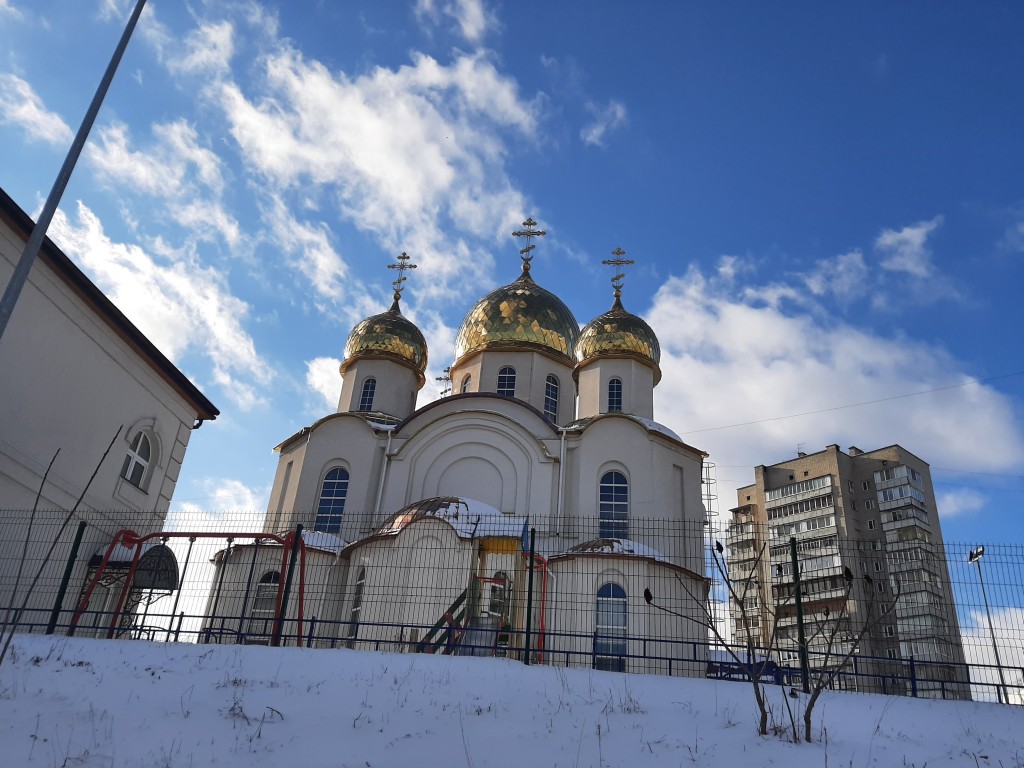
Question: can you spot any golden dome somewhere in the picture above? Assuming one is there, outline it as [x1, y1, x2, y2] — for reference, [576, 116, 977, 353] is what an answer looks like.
[453, 269, 579, 366]
[342, 297, 428, 382]
[576, 294, 661, 378]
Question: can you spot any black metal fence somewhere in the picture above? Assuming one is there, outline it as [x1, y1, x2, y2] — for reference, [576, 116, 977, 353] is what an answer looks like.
[1, 507, 1021, 704]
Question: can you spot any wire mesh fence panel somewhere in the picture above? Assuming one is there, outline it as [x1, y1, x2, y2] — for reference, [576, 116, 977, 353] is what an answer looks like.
[2, 507, 1022, 703]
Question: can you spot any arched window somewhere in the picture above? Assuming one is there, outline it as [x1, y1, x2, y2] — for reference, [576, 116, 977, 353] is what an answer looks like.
[251, 571, 281, 614]
[607, 378, 623, 413]
[497, 366, 516, 397]
[543, 375, 559, 422]
[248, 570, 281, 639]
[346, 567, 366, 647]
[594, 583, 627, 672]
[599, 470, 629, 539]
[461, 374, 472, 393]
[121, 432, 152, 488]
[358, 378, 376, 411]
[315, 467, 349, 533]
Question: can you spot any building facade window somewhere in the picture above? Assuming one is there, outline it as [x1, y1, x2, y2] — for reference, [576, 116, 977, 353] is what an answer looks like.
[594, 583, 627, 672]
[346, 567, 366, 647]
[543, 375, 559, 422]
[497, 366, 516, 397]
[607, 378, 622, 413]
[247, 570, 281, 637]
[121, 432, 152, 488]
[358, 378, 376, 411]
[315, 467, 350, 533]
[461, 375, 472, 393]
[599, 470, 629, 538]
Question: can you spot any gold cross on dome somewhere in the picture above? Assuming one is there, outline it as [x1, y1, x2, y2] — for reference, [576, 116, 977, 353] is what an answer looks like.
[387, 252, 417, 296]
[602, 247, 635, 292]
[512, 217, 547, 271]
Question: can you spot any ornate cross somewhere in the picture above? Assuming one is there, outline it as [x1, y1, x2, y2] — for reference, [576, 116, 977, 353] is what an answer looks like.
[602, 247, 635, 293]
[387, 251, 417, 296]
[512, 217, 546, 272]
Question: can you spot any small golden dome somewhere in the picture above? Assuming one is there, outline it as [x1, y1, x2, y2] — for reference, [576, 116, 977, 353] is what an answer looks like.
[576, 294, 661, 377]
[342, 297, 428, 381]
[453, 269, 579, 366]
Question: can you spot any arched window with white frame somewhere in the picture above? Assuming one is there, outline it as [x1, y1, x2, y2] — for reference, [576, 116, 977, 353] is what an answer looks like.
[594, 582, 627, 672]
[461, 374, 472, 393]
[358, 378, 376, 411]
[121, 431, 152, 489]
[497, 366, 516, 397]
[607, 378, 623, 413]
[315, 467, 349, 533]
[599, 470, 629, 539]
[543, 374, 559, 422]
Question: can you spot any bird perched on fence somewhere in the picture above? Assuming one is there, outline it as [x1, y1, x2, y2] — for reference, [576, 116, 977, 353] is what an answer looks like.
[715, 540, 724, 554]
[644, 587, 653, 605]
[843, 566, 854, 583]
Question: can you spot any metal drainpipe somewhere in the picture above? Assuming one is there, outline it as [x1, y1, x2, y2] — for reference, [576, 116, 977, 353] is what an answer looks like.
[373, 427, 394, 520]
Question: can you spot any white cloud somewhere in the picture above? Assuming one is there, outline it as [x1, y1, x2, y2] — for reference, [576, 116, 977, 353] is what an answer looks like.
[168, 19, 235, 75]
[936, 488, 986, 519]
[415, 0, 494, 44]
[0, 73, 73, 145]
[49, 201, 273, 412]
[263, 195, 349, 306]
[580, 99, 628, 147]
[305, 357, 342, 411]
[876, 215, 943, 277]
[802, 250, 869, 302]
[648, 262, 1024, 482]
[0, 0, 22, 19]
[212, 46, 538, 294]
[960, 606, 1024, 703]
[86, 119, 239, 246]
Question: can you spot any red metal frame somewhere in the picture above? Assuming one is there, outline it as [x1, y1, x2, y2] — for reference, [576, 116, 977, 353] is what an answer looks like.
[68, 529, 307, 646]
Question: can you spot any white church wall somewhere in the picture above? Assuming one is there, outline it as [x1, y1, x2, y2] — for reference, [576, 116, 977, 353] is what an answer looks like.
[576, 358, 655, 420]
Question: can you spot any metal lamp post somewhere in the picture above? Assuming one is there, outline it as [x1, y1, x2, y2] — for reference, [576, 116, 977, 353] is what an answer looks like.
[968, 546, 1007, 704]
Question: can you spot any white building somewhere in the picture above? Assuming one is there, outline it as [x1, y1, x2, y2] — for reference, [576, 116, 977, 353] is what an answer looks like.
[0, 186, 218, 633]
[204, 231, 709, 676]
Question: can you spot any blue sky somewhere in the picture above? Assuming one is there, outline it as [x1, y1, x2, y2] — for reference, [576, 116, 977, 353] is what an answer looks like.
[1, 0, 1022, 543]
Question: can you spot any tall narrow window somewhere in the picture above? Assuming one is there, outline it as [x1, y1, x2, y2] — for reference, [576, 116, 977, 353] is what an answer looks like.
[594, 583, 627, 672]
[607, 378, 623, 413]
[497, 366, 516, 397]
[315, 467, 349, 533]
[358, 378, 376, 411]
[248, 570, 281, 637]
[599, 470, 629, 538]
[346, 567, 366, 647]
[461, 375, 472, 393]
[121, 432, 152, 488]
[543, 375, 559, 422]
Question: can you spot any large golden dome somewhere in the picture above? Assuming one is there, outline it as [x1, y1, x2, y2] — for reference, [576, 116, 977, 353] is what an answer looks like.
[342, 296, 428, 383]
[453, 268, 580, 366]
[576, 294, 661, 380]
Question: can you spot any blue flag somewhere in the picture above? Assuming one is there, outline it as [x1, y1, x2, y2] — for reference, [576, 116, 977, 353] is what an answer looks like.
[521, 517, 530, 553]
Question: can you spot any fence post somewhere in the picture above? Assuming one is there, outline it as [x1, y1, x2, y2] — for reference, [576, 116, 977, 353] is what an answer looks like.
[524, 527, 536, 665]
[789, 536, 810, 693]
[46, 521, 87, 635]
[205, 538, 233, 643]
[909, 655, 917, 697]
[272, 524, 302, 647]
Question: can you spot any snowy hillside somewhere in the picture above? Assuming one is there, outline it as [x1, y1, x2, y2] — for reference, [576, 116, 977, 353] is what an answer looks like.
[0, 634, 1021, 767]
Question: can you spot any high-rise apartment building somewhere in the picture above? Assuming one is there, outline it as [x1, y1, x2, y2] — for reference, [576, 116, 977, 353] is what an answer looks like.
[728, 444, 970, 699]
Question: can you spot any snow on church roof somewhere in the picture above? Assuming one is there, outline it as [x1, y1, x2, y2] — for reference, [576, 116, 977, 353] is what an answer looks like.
[374, 497, 523, 539]
[562, 538, 669, 562]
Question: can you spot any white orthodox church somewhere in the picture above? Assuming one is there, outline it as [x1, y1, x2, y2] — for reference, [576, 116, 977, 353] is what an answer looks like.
[203, 223, 710, 676]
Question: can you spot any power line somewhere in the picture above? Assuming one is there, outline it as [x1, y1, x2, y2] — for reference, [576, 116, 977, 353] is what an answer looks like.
[679, 370, 1024, 436]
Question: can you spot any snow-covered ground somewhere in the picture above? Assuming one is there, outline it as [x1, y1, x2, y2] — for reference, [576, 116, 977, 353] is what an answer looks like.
[1, 634, 1022, 767]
